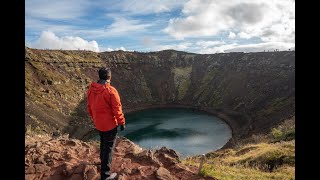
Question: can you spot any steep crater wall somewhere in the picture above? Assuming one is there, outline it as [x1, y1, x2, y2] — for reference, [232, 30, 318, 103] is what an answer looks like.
[25, 48, 295, 145]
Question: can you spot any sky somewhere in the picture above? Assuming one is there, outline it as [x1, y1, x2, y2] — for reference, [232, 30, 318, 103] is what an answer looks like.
[25, 0, 295, 54]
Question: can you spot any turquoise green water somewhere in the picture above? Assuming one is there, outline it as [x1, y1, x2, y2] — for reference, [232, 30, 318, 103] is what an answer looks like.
[118, 108, 232, 157]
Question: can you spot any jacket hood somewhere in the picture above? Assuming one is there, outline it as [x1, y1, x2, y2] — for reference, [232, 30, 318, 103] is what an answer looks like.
[89, 82, 108, 94]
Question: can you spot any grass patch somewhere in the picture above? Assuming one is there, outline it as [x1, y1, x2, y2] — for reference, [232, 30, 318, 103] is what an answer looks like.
[25, 117, 49, 136]
[184, 160, 294, 180]
[271, 118, 295, 142]
[183, 118, 295, 180]
[223, 142, 295, 171]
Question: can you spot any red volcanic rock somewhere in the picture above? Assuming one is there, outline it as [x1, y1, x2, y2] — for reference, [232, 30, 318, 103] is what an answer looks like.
[25, 135, 217, 180]
[156, 167, 175, 180]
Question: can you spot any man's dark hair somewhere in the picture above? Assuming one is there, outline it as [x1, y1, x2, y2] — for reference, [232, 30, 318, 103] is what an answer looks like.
[98, 67, 111, 80]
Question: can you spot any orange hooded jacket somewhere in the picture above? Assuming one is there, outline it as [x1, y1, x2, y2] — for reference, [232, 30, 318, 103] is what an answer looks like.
[87, 82, 125, 132]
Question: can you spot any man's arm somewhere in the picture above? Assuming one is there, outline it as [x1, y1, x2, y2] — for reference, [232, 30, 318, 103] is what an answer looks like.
[87, 91, 93, 119]
[109, 88, 125, 125]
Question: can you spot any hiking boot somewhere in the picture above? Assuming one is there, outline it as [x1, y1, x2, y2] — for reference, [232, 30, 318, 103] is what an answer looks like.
[105, 173, 117, 180]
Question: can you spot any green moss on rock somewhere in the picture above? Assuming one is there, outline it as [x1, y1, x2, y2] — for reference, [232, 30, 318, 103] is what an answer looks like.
[171, 66, 192, 100]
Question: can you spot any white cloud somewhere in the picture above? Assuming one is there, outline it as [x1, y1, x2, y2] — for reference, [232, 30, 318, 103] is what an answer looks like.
[100, 46, 134, 52]
[164, 0, 295, 43]
[29, 31, 100, 52]
[157, 42, 192, 51]
[198, 41, 294, 54]
[105, 48, 114, 52]
[100, 47, 114, 52]
[226, 3, 266, 25]
[228, 32, 236, 39]
[164, 0, 233, 39]
[196, 40, 225, 48]
[105, 16, 152, 35]
[238, 32, 251, 39]
[115, 47, 126, 51]
[106, 0, 187, 15]
[26, 16, 153, 41]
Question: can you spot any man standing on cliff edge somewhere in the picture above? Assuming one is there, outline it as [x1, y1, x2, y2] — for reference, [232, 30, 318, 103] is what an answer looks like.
[87, 67, 126, 180]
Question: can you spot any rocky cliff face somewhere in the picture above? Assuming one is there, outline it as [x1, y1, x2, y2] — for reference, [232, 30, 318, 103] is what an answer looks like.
[25, 48, 295, 143]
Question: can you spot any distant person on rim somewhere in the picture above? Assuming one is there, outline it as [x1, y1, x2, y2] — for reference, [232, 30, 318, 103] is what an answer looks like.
[87, 67, 126, 180]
